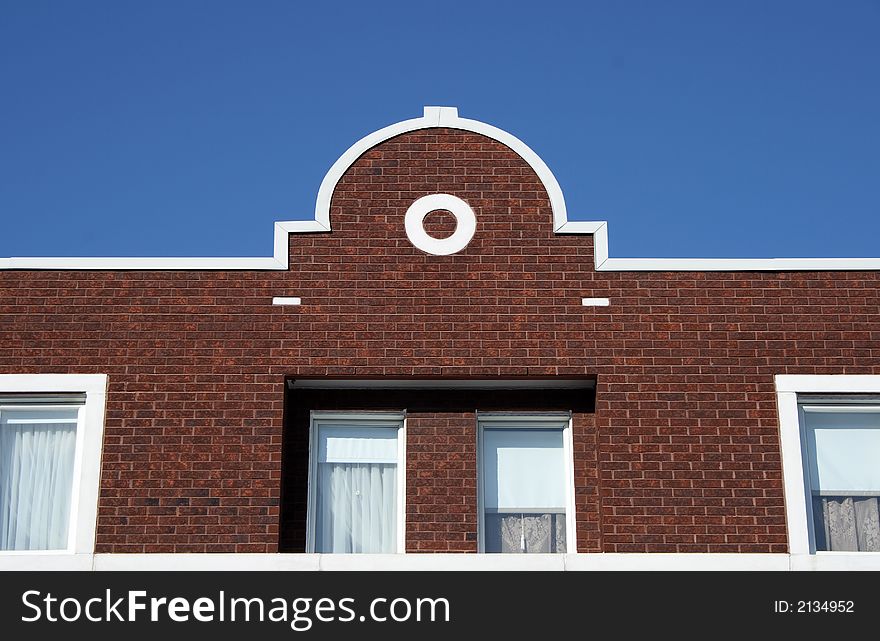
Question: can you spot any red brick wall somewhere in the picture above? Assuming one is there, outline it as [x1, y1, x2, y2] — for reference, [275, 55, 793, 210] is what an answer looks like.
[2, 127, 879, 553]
[405, 412, 477, 553]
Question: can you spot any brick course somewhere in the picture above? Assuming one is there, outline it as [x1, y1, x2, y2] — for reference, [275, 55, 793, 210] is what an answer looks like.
[2, 127, 878, 553]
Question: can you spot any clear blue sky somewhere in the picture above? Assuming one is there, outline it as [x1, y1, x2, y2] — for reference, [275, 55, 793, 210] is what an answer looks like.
[1, 1, 878, 259]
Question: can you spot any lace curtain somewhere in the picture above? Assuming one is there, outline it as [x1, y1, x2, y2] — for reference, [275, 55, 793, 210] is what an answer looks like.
[484, 513, 566, 553]
[0, 420, 77, 550]
[813, 496, 880, 551]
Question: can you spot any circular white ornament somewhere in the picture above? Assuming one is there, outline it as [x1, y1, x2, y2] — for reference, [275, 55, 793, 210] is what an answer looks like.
[404, 194, 476, 256]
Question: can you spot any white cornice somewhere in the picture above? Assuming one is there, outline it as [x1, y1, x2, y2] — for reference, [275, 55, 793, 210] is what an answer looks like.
[3, 107, 879, 272]
[587, 222, 880, 272]
[312, 106, 569, 232]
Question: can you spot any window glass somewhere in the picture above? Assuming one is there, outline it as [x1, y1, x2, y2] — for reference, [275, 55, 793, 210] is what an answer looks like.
[312, 419, 400, 553]
[0, 407, 79, 550]
[481, 423, 568, 553]
[802, 406, 880, 552]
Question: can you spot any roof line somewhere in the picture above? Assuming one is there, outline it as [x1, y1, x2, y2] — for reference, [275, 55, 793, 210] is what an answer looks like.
[2, 107, 880, 272]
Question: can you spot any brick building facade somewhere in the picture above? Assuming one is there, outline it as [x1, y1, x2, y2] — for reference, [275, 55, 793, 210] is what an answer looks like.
[1, 107, 878, 570]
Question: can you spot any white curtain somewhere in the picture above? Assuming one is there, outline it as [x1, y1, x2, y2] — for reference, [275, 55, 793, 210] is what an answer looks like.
[0, 419, 77, 550]
[315, 462, 397, 553]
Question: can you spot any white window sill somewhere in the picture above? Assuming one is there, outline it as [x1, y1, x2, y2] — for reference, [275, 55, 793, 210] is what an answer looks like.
[3, 552, 880, 571]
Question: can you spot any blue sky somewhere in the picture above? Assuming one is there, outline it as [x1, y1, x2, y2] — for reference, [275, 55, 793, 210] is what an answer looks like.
[1, 1, 878, 259]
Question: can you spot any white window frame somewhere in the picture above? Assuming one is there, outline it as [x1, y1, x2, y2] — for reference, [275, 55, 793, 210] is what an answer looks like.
[0, 374, 107, 555]
[775, 374, 880, 555]
[305, 411, 407, 554]
[476, 413, 577, 553]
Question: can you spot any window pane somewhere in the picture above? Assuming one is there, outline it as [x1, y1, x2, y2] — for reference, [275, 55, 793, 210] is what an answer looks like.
[481, 425, 568, 553]
[804, 409, 880, 493]
[0, 408, 78, 550]
[318, 426, 398, 464]
[482, 428, 565, 510]
[802, 407, 880, 552]
[313, 423, 399, 553]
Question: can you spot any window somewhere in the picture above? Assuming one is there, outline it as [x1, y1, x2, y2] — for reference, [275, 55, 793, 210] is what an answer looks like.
[776, 375, 880, 556]
[800, 402, 880, 552]
[0, 374, 107, 556]
[0, 404, 80, 550]
[306, 412, 405, 553]
[478, 414, 576, 553]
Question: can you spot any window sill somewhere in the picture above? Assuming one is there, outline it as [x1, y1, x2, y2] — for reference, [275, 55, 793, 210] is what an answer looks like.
[0, 553, 93, 571]
[2, 552, 880, 572]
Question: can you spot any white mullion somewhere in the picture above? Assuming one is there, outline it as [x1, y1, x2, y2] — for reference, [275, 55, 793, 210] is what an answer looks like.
[2, 419, 79, 425]
[563, 415, 577, 553]
[305, 415, 318, 553]
[397, 415, 407, 554]
[66, 404, 87, 553]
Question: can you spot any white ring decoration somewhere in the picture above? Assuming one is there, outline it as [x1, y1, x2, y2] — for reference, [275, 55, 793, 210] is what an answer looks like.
[404, 194, 476, 256]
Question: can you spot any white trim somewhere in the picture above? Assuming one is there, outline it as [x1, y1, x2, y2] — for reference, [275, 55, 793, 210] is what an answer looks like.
[7, 225, 878, 272]
[598, 258, 880, 271]
[3, 107, 880, 272]
[590, 221, 609, 269]
[777, 390, 811, 555]
[0, 256, 288, 271]
[801, 404, 880, 413]
[774, 374, 880, 556]
[0, 106, 563, 271]
[314, 106, 568, 233]
[562, 416, 578, 552]
[398, 415, 407, 553]
[0, 553, 96, 571]
[476, 413, 577, 554]
[587, 222, 880, 272]
[404, 194, 477, 255]
[0, 374, 107, 556]
[790, 552, 880, 571]
[6, 552, 880, 571]
[305, 411, 406, 554]
[555, 221, 606, 235]
[271, 297, 302, 306]
[305, 414, 316, 554]
[775, 375, 880, 394]
[66, 403, 87, 551]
